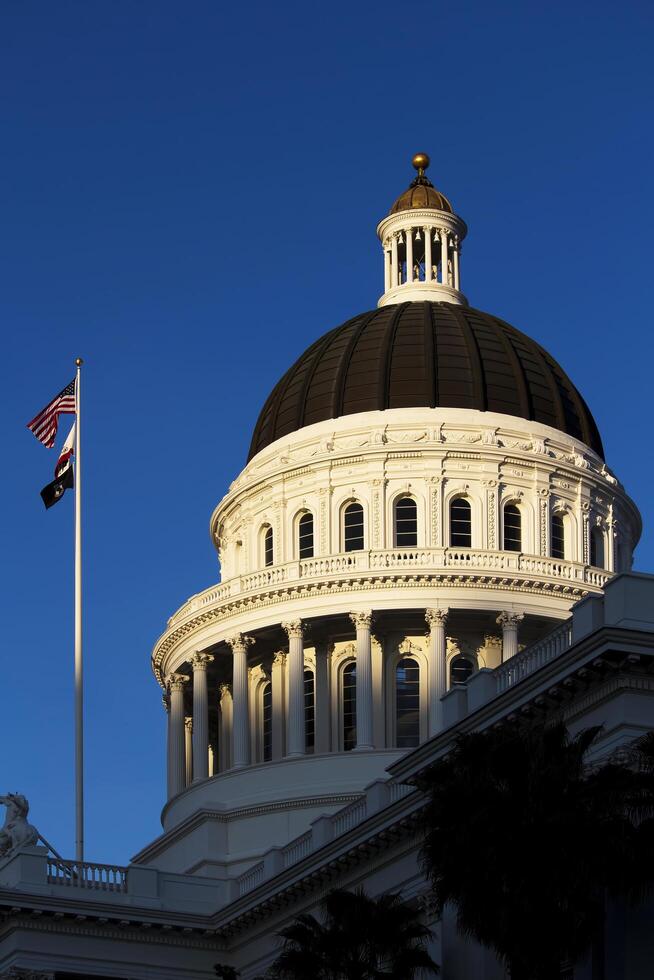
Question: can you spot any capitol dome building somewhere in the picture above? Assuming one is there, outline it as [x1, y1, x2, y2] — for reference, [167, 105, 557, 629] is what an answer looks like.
[1, 156, 651, 980]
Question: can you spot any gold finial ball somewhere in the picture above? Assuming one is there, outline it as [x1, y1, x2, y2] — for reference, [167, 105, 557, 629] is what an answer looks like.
[412, 152, 430, 172]
[75, 357, 83, 366]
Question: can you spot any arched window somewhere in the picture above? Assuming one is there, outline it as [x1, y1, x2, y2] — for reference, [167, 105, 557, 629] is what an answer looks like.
[262, 682, 272, 762]
[395, 658, 420, 748]
[551, 513, 565, 560]
[450, 498, 472, 547]
[450, 655, 474, 685]
[343, 502, 364, 552]
[263, 525, 274, 567]
[298, 512, 314, 559]
[394, 497, 417, 547]
[503, 504, 522, 552]
[304, 669, 315, 753]
[590, 526, 605, 568]
[342, 662, 357, 751]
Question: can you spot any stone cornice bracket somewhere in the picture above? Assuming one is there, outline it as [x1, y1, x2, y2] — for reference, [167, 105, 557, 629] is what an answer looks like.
[281, 620, 305, 639]
[349, 610, 373, 630]
[189, 652, 215, 671]
[496, 611, 525, 628]
[167, 672, 189, 693]
[226, 634, 255, 653]
[425, 608, 449, 629]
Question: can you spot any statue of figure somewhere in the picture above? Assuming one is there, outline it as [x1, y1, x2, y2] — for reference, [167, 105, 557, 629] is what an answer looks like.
[0, 794, 40, 857]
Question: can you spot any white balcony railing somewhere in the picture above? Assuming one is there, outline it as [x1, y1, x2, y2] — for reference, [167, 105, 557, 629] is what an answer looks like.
[166, 549, 611, 630]
[47, 857, 127, 892]
[495, 619, 573, 694]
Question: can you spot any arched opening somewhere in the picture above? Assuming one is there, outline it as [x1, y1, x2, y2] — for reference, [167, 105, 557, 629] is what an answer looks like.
[342, 662, 357, 751]
[450, 655, 474, 685]
[394, 496, 418, 548]
[343, 502, 364, 552]
[590, 526, 605, 568]
[261, 682, 272, 762]
[450, 497, 472, 547]
[551, 513, 565, 560]
[262, 525, 274, 567]
[395, 658, 420, 748]
[298, 512, 314, 559]
[304, 669, 315, 754]
[503, 503, 522, 552]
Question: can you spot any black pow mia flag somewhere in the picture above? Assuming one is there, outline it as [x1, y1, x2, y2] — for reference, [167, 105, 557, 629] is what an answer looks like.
[40, 462, 74, 510]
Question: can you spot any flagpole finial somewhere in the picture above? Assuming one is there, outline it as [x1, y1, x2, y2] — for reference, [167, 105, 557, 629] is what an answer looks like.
[75, 358, 83, 367]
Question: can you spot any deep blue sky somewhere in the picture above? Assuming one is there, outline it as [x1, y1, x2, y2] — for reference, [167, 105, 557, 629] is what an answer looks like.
[1, 1, 652, 864]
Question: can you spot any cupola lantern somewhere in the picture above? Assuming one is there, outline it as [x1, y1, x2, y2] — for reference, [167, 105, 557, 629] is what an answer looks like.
[376, 153, 468, 307]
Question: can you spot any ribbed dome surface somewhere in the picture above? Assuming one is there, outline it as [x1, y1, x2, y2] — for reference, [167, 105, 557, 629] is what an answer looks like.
[248, 302, 604, 461]
[390, 182, 453, 214]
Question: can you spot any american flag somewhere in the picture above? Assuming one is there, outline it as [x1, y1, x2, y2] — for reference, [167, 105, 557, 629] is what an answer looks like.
[27, 379, 77, 448]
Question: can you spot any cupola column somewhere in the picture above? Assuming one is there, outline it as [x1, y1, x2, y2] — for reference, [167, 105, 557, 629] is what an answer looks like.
[349, 611, 374, 751]
[425, 608, 449, 736]
[167, 673, 189, 798]
[391, 234, 399, 287]
[384, 246, 391, 292]
[163, 694, 172, 799]
[190, 652, 214, 781]
[271, 651, 287, 760]
[406, 227, 414, 283]
[184, 717, 193, 786]
[219, 683, 233, 771]
[497, 612, 524, 661]
[440, 228, 449, 285]
[227, 634, 255, 768]
[453, 237, 460, 290]
[424, 226, 432, 281]
[283, 621, 306, 757]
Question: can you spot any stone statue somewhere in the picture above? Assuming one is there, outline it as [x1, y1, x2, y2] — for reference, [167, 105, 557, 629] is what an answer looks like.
[0, 794, 39, 858]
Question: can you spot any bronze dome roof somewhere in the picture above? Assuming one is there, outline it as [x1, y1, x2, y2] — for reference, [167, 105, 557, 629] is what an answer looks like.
[389, 180, 453, 215]
[248, 303, 604, 462]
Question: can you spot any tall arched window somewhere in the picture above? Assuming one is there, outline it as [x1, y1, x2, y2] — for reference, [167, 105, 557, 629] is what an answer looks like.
[450, 655, 474, 685]
[450, 498, 472, 547]
[262, 682, 272, 762]
[590, 526, 605, 568]
[343, 503, 364, 552]
[503, 504, 522, 552]
[551, 513, 565, 560]
[304, 669, 315, 753]
[342, 662, 357, 751]
[263, 525, 274, 567]
[394, 497, 417, 547]
[395, 658, 420, 748]
[298, 512, 314, 559]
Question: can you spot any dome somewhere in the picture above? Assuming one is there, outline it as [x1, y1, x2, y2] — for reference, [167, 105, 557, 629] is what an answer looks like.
[248, 302, 604, 461]
[389, 180, 453, 215]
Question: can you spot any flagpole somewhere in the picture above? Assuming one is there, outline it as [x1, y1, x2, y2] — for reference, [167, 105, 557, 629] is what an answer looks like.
[74, 357, 84, 864]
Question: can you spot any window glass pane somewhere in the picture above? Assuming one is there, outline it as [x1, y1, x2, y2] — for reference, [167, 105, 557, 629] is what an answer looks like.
[395, 497, 418, 547]
[450, 656, 474, 685]
[503, 504, 522, 552]
[450, 498, 472, 547]
[264, 526, 273, 567]
[344, 503, 364, 552]
[396, 658, 420, 748]
[262, 682, 272, 762]
[590, 527, 604, 568]
[298, 513, 314, 559]
[343, 663, 357, 751]
[551, 515, 565, 559]
[304, 669, 315, 753]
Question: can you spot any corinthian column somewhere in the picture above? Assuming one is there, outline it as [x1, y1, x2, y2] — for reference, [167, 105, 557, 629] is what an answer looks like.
[167, 673, 188, 798]
[282, 621, 306, 757]
[349, 611, 374, 750]
[497, 612, 524, 661]
[227, 634, 255, 768]
[190, 652, 214, 781]
[425, 608, 449, 736]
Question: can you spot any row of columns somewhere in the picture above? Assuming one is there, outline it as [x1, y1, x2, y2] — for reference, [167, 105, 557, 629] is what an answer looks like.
[384, 228, 460, 291]
[165, 609, 524, 799]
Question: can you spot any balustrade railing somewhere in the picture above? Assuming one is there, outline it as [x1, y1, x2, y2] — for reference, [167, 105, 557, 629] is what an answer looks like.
[46, 857, 127, 892]
[237, 860, 265, 896]
[282, 831, 312, 868]
[332, 797, 367, 837]
[495, 619, 573, 694]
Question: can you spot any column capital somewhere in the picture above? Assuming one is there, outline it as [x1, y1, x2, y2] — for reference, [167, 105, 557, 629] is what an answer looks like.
[425, 608, 449, 629]
[168, 673, 189, 693]
[162, 693, 170, 713]
[184, 716, 193, 733]
[189, 652, 214, 671]
[219, 682, 232, 702]
[226, 633, 255, 653]
[349, 610, 373, 630]
[273, 650, 287, 668]
[497, 611, 524, 629]
[282, 619, 305, 639]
